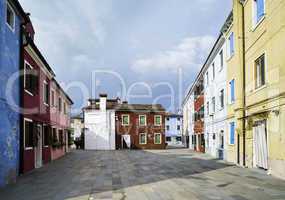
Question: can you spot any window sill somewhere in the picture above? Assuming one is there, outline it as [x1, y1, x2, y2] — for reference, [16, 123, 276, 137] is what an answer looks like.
[44, 103, 49, 107]
[250, 84, 267, 95]
[227, 54, 234, 62]
[25, 147, 33, 150]
[252, 15, 265, 32]
[6, 22, 15, 33]
[24, 89, 34, 96]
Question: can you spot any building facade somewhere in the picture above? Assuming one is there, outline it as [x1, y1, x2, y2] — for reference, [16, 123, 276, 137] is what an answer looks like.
[193, 77, 205, 153]
[115, 103, 166, 150]
[182, 0, 285, 180]
[71, 114, 84, 141]
[165, 113, 183, 146]
[203, 34, 228, 160]
[83, 95, 117, 150]
[20, 17, 73, 173]
[83, 94, 166, 150]
[241, 0, 285, 178]
[0, 0, 27, 187]
[182, 92, 195, 150]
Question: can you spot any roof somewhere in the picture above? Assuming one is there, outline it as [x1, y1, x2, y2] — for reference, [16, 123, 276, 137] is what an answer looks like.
[83, 100, 120, 110]
[116, 104, 165, 112]
[83, 100, 165, 112]
[166, 113, 183, 118]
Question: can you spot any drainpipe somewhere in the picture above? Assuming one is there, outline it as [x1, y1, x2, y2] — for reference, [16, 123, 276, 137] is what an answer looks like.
[239, 0, 246, 167]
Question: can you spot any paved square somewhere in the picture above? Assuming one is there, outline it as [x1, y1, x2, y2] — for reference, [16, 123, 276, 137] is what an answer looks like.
[0, 149, 285, 200]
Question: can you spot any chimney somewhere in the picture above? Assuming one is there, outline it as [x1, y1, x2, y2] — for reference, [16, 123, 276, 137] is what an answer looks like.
[99, 93, 107, 111]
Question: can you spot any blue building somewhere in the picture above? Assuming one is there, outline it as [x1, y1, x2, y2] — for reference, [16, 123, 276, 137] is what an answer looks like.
[165, 113, 183, 146]
[0, 0, 27, 187]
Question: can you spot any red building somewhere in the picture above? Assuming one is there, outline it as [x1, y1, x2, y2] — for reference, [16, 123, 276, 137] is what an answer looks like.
[20, 18, 73, 173]
[115, 103, 166, 150]
[193, 78, 205, 153]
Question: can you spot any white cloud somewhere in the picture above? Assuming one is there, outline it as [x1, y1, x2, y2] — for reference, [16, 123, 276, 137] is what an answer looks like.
[131, 35, 215, 74]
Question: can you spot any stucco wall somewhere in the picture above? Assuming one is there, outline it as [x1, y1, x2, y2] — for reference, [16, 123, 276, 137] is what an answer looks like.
[0, 0, 21, 187]
[84, 109, 116, 150]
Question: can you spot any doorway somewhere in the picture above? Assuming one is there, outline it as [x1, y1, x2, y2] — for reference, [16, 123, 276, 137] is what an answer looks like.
[121, 134, 131, 149]
[35, 124, 43, 169]
[253, 120, 268, 170]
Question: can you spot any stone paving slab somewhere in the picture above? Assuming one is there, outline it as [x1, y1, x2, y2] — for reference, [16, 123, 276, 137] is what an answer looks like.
[0, 149, 285, 200]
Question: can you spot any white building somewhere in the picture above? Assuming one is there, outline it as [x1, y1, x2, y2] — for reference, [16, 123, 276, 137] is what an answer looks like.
[71, 114, 84, 141]
[182, 92, 195, 149]
[83, 94, 119, 150]
[203, 34, 228, 160]
[165, 113, 183, 146]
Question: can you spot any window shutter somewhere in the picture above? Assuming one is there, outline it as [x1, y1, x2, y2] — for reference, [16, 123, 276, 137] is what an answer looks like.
[230, 122, 235, 144]
[257, 0, 265, 20]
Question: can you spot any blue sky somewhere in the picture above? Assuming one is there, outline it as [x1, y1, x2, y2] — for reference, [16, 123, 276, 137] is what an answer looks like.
[19, 0, 232, 113]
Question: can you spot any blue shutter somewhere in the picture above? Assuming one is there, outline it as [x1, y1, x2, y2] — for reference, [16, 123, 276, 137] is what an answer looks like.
[230, 79, 235, 102]
[257, 0, 265, 21]
[230, 122, 235, 145]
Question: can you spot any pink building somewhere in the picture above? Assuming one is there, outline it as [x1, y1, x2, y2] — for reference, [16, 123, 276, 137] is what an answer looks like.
[20, 17, 73, 174]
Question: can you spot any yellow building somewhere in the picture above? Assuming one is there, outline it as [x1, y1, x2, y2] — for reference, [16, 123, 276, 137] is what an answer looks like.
[224, 0, 285, 179]
[242, 0, 285, 179]
[223, 1, 246, 166]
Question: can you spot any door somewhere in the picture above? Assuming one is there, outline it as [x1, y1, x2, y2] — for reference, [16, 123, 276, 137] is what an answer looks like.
[35, 125, 43, 169]
[253, 120, 268, 170]
[121, 135, 131, 149]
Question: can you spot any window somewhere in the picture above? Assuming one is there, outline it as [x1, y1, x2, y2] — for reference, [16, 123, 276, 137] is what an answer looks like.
[58, 130, 64, 145]
[176, 136, 182, 142]
[51, 90, 55, 107]
[220, 89, 225, 109]
[229, 122, 235, 145]
[6, 2, 15, 31]
[219, 50, 224, 71]
[154, 115, 162, 126]
[206, 72, 209, 85]
[166, 125, 170, 131]
[43, 81, 49, 105]
[24, 119, 33, 149]
[154, 133, 162, 144]
[228, 32, 234, 57]
[139, 115, 146, 126]
[24, 62, 38, 95]
[255, 54, 265, 89]
[122, 115, 130, 126]
[177, 125, 181, 130]
[177, 117, 181, 121]
[206, 102, 210, 115]
[58, 97, 62, 112]
[64, 102, 67, 115]
[139, 133, 147, 144]
[212, 63, 215, 80]
[43, 125, 51, 146]
[166, 117, 169, 121]
[253, 0, 265, 25]
[166, 137, 171, 142]
[230, 79, 235, 103]
[212, 97, 216, 113]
